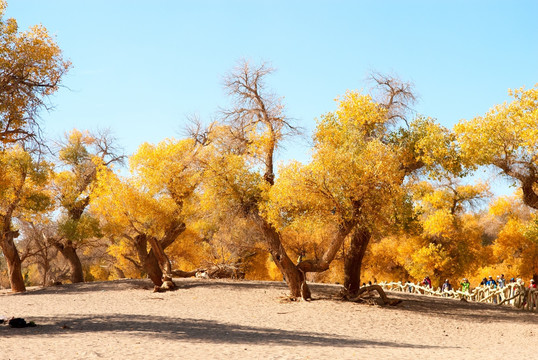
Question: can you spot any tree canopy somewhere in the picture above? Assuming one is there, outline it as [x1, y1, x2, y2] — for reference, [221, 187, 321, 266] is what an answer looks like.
[0, 0, 70, 145]
[1, 4, 537, 294]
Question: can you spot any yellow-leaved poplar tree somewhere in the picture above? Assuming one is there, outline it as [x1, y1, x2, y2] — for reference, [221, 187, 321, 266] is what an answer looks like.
[0, 0, 70, 145]
[93, 138, 203, 287]
[0, 145, 53, 292]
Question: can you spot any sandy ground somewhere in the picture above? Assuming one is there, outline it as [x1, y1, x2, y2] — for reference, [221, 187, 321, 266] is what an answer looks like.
[0, 278, 536, 360]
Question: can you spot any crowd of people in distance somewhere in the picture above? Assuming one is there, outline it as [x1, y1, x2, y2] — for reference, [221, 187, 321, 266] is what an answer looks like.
[420, 274, 536, 293]
[397, 274, 537, 307]
[418, 275, 537, 305]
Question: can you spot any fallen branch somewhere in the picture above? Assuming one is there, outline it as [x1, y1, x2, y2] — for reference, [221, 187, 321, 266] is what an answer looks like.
[171, 269, 203, 278]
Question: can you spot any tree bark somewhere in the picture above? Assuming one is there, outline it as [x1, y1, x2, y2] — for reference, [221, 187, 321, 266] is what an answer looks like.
[54, 240, 84, 283]
[132, 221, 186, 288]
[0, 231, 26, 292]
[254, 213, 310, 299]
[146, 221, 186, 286]
[521, 177, 538, 210]
[40, 256, 50, 286]
[133, 234, 163, 286]
[145, 249, 164, 286]
[147, 236, 172, 277]
[344, 226, 371, 296]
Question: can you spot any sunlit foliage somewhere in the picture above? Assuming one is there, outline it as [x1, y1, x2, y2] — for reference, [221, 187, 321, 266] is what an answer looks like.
[0, 0, 70, 145]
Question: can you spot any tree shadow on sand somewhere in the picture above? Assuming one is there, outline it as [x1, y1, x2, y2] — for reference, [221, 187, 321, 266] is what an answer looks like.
[381, 291, 537, 324]
[0, 313, 452, 350]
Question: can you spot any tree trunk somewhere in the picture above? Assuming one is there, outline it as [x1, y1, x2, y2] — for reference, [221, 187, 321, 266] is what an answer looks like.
[40, 257, 50, 287]
[147, 236, 172, 276]
[252, 209, 359, 300]
[132, 222, 186, 287]
[145, 249, 164, 286]
[253, 213, 310, 299]
[0, 231, 26, 292]
[133, 234, 163, 286]
[54, 240, 84, 283]
[344, 227, 371, 296]
[277, 251, 310, 300]
[520, 177, 538, 210]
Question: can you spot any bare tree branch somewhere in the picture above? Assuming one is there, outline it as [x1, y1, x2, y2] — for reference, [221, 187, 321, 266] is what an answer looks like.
[368, 71, 417, 127]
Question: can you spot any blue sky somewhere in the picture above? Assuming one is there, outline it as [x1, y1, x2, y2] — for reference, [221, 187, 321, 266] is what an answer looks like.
[6, 0, 538, 193]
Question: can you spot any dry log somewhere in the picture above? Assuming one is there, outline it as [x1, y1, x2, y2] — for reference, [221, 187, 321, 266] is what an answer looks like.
[171, 269, 202, 278]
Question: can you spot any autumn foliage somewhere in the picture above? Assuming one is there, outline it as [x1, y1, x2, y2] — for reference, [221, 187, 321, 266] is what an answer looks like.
[1, 0, 537, 295]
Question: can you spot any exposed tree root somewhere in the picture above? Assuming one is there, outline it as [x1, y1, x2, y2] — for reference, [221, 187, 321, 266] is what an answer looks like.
[339, 285, 402, 306]
[153, 275, 176, 292]
[279, 295, 302, 303]
[152, 269, 205, 293]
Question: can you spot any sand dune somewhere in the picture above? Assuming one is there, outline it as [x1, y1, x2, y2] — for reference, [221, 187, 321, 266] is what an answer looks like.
[1, 278, 536, 359]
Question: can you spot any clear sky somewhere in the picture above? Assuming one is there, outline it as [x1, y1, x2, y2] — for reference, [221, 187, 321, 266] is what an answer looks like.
[6, 0, 538, 188]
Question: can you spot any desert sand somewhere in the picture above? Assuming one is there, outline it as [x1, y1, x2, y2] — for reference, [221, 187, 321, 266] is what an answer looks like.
[1, 278, 536, 359]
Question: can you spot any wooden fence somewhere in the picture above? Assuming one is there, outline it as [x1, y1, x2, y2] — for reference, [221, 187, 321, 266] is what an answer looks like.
[379, 280, 537, 312]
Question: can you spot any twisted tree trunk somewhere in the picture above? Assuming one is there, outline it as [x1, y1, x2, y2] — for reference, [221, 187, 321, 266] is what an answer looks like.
[0, 230, 25, 292]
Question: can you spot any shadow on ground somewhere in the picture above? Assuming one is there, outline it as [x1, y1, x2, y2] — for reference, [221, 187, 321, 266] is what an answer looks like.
[382, 290, 537, 324]
[0, 313, 451, 351]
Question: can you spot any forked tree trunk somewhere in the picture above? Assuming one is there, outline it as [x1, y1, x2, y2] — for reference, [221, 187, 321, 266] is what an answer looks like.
[252, 211, 358, 300]
[344, 227, 371, 295]
[55, 240, 84, 283]
[133, 222, 186, 288]
[0, 231, 26, 293]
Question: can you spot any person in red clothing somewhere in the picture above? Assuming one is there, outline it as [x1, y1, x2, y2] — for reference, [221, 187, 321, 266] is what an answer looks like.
[422, 276, 432, 288]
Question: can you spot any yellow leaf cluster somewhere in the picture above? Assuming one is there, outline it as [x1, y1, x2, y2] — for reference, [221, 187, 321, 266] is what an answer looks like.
[455, 85, 538, 169]
[0, 145, 53, 221]
[0, 0, 71, 144]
